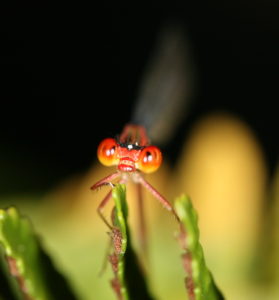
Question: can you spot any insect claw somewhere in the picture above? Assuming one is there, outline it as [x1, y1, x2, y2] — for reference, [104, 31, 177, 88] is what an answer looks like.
[107, 182, 115, 188]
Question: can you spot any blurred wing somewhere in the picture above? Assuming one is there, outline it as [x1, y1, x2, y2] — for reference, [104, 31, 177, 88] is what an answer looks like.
[131, 24, 196, 145]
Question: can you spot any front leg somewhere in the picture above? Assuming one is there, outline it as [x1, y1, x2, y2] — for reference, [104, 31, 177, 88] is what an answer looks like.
[90, 171, 121, 190]
[91, 172, 128, 229]
[97, 190, 114, 229]
[136, 183, 147, 255]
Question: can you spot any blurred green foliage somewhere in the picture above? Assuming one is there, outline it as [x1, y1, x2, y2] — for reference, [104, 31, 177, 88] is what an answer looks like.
[110, 184, 154, 300]
[0, 186, 225, 300]
[0, 207, 77, 300]
[175, 195, 224, 300]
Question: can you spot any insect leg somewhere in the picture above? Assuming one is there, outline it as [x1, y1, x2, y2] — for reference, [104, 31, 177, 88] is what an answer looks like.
[136, 182, 148, 255]
[90, 171, 121, 190]
[97, 190, 115, 229]
[137, 174, 180, 223]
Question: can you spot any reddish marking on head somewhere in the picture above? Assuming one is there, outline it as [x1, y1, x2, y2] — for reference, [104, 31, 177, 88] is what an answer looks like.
[117, 147, 140, 172]
[118, 157, 135, 172]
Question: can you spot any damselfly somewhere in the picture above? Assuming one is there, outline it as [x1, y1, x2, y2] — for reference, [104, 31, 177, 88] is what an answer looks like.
[90, 123, 179, 228]
[91, 24, 193, 233]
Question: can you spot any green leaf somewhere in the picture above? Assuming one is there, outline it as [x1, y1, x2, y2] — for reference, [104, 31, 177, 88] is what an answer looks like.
[109, 184, 154, 300]
[0, 252, 17, 300]
[0, 206, 77, 300]
[112, 184, 128, 257]
[175, 195, 225, 300]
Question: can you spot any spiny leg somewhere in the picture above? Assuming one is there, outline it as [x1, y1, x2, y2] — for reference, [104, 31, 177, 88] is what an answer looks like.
[136, 182, 148, 256]
[93, 173, 127, 229]
[91, 172, 121, 229]
[90, 171, 121, 190]
[137, 173, 180, 223]
[97, 190, 114, 229]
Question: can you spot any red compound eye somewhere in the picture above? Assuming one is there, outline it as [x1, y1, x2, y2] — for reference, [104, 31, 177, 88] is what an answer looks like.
[137, 146, 162, 173]
[97, 138, 118, 166]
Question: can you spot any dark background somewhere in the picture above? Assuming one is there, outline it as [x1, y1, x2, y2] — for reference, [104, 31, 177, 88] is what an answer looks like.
[0, 3, 278, 194]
